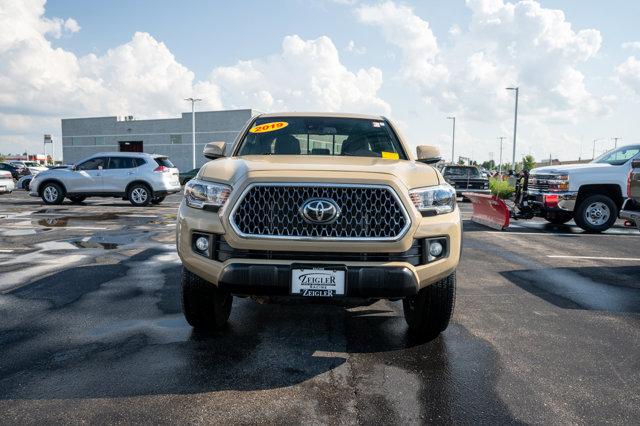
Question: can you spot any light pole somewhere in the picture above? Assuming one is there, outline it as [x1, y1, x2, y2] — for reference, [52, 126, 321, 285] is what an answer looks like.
[498, 136, 505, 174]
[612, 137, 622, 148]
[506, 87, 519, 171]
[446, 116, 455, 164]
[592, 138, 604, 159]
[185, 97, 202, 169]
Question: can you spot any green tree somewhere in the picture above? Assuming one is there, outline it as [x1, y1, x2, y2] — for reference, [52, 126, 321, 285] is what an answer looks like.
[522, 154, 536, 171]
[481, 160, 496, 170]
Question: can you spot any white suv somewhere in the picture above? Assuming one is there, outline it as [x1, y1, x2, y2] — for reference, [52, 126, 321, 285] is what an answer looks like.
[29, 152, 181, 206]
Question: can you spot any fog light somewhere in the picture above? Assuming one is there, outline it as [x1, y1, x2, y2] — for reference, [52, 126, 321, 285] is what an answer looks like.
[429, 241, 444, 257]
[195, 236, 209, 252]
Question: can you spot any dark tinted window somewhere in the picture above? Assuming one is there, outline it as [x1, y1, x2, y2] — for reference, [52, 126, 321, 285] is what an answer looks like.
[107, 157, 136, 169]
[155, 157, 174, 167]
[237, 117, 407, 159]
[134, 158, 146, 167]
[443, 167, 480, 177]
[77, 157, 106, 171]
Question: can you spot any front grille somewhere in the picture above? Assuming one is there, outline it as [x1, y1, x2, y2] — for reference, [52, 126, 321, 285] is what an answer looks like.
[230, 183, 410, 240]
[214, 236, 425, 265]
[528, 174, 554, 192]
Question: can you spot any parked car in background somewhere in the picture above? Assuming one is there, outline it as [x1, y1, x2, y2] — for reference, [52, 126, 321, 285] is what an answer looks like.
[29, 152, 180, 206]
[0, 170, 15, 194]
[179, 168, 200, 185]
[441, 165, 490, 197]
[528, 144, 640, 232]
[620, 157, 640, 230]
[16, 174, 33, 190]
[0, 162, 30, 180]
[21, 161, 49, 174]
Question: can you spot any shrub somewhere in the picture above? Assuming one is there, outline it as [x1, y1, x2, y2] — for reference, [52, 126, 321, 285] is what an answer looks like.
[489, 178, 515, 199]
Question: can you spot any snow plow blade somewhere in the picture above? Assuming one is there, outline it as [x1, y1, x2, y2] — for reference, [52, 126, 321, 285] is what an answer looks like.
[463, 192, 510, 230]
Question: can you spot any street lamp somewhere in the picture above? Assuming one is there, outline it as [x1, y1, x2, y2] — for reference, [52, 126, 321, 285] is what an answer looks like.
[592, 138, 604, 159]
[506, 87, 519, 171]
[185, 97, 202, 169]
[612, 137, 622, 148]
[498, 136, 505, 174]
[446, 116, 455, 163]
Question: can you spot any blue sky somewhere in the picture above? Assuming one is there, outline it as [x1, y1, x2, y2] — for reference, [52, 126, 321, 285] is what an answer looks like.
[1, 0, 639, 163]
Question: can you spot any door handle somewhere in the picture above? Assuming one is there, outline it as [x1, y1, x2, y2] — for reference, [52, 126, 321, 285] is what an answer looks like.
[127, 172, 135, 175]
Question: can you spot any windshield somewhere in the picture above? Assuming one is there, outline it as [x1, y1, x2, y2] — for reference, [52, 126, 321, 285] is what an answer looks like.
[593, 145, 640, 166]
[236, 116, 407, 160]
[443, 166, 480, 177]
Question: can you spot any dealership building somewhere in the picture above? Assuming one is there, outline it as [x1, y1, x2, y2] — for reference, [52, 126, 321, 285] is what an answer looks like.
[61, 109, 255, 171]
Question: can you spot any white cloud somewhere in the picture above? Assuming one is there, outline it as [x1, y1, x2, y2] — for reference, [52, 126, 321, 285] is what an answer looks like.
[63, 18, 80, 33]
[210, 35, 390, 115]
[615, 56, 640, 97]
[622, 41, 640, 52]
[356, 2, 448, 90]
[356, 0, 606, 122]
[345, 40, 366, 55]
[0, 0, 390, 156]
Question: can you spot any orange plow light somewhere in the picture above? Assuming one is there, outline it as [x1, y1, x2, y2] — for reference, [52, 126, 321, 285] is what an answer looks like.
[463, 192, 510, 230]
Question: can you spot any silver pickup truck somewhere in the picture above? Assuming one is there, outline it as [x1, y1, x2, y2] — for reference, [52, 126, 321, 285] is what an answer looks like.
[620, 158, 640, 230]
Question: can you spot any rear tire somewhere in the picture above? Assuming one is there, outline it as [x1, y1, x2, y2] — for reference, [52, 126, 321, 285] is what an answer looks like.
[544, 212, 573, 225]
[40, 182, 65, 205]
[128, 183, 152, 206]
[403, 272, 456, 341]
[150, 196, 165, 205]
[573, 194, 617, 233]
[181, 268, 232, 330]
[68, 195, 86, 204]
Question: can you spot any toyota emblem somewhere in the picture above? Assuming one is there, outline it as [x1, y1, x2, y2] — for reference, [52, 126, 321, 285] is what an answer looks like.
[300, 198, 341, 224]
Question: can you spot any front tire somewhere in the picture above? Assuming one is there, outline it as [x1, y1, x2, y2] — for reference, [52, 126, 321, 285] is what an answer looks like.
[574, 194, 617, 233]
[181, 268, 232, 330]
[403, 272, 456, 341]
[40, 182, 65, 205]
[128, 183, 152, 206]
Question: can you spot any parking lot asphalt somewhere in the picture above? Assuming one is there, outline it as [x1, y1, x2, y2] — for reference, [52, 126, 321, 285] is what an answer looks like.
[0, 191, 639, 424]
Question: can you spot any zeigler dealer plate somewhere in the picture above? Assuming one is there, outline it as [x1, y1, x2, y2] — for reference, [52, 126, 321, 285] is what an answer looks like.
[291, 266, 346, 297]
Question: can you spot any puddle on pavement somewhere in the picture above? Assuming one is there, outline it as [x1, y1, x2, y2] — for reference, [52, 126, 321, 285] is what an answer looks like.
[72, 241, 119, 250]
[36, 213, 122, 227]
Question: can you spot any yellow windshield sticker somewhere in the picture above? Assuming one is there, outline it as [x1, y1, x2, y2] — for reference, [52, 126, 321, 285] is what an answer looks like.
[381, 151, 399, 160]
[249, 121, 289, 133]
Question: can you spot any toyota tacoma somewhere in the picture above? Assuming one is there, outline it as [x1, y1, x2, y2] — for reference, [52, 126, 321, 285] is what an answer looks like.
[176, 113, 461, 340]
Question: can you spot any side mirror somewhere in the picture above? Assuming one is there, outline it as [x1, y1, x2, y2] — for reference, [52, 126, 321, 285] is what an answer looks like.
[416, 145, 441, 164]
[203, 141, 226, 160]
[631, 159, 640, 169]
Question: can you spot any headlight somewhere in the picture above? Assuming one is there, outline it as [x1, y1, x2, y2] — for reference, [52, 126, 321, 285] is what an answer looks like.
[409, 185, 456, 215]
[184, 179, 231, 210]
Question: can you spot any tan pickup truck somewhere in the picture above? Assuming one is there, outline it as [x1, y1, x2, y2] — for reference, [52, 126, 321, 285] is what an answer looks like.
[620, 158, 640, 229]
[176, 113, 461, 340]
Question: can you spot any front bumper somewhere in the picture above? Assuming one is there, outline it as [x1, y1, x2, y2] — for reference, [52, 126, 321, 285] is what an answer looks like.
[217, 264, 418, 298]
[528, 191, 577, 212]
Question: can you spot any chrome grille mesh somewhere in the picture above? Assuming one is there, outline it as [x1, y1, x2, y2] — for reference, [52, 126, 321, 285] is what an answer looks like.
[528, 174, 554, 191]
[230, 184, 409, 240]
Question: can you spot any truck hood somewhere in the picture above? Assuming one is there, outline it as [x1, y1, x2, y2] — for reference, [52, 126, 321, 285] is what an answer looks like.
[199, 155, 440, 188]
[531, 162, 611, 174]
